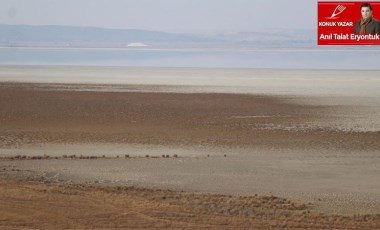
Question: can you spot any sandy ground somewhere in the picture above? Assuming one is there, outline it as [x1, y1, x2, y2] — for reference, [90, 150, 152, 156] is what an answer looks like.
[2, 147, 380, 216]
[1, 81, 380, 228]
[1, 82, 379, 149]
[1, 177, 380, 230]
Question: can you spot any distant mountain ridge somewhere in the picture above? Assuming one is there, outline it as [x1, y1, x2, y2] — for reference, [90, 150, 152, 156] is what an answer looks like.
[0, 24, 316, 48]
[0, 24, 209, 46]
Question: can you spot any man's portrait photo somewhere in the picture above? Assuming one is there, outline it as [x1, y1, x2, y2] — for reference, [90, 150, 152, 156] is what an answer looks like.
[353, 3, 380, 34]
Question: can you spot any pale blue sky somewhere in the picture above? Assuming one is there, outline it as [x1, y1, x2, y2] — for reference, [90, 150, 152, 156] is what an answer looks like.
[2, 0, 317, 33]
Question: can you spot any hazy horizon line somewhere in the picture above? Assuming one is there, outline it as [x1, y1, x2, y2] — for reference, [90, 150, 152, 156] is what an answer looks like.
[0, 23, 317, 35]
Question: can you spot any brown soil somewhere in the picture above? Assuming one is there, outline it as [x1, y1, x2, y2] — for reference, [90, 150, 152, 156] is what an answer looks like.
[1, 82, 380, 229]
[1, 176, 379, 229]
[1, 82, 379, 150]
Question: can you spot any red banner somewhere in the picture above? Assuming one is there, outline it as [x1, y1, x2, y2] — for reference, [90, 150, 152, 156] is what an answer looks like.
[318, 1, 380, 45]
